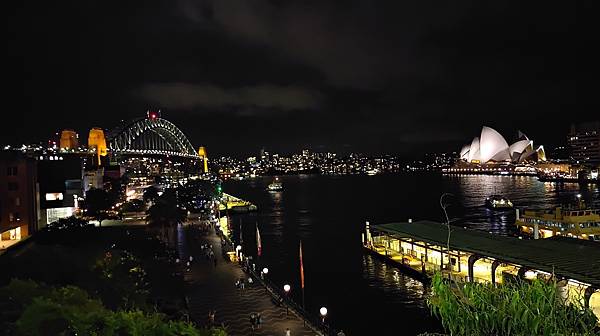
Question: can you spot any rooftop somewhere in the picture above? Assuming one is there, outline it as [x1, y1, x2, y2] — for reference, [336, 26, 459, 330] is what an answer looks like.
[374, 221, 600, 287]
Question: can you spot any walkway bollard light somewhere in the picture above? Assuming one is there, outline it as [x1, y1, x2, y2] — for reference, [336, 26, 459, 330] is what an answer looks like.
[320, 306, 328, 323]
[284, 284, 291, 315]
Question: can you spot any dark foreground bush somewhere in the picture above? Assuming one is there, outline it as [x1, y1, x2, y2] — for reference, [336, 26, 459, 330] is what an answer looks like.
[0, 279, 225, 336]
[428, 273, 599, 336]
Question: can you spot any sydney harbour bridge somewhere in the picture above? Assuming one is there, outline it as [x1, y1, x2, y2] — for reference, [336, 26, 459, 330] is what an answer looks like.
[105, 113, 198, 159]
[71, 111, 204, 164]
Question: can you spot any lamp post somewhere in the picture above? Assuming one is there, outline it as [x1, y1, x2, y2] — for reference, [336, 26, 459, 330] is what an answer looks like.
[235, 245, 242, 262]
[283, 284, 291, 315]
[262, 267, 269, 292]
[319, 306, 327, 324]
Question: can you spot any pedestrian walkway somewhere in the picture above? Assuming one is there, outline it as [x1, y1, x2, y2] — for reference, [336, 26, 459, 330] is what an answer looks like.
[182, 223, 318, 336]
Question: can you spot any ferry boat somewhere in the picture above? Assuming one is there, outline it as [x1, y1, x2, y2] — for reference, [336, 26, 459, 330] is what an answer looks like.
[267, 177, 283, 191]
[485, 195, 513, 209]
[516, 198, 600, 241]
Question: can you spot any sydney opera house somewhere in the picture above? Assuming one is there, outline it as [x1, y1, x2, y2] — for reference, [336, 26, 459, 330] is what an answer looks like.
[458, 127, 546, 164]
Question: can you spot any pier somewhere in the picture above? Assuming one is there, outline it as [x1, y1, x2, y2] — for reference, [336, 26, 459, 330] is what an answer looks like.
[219, 193, 257, 213]
[363, 220, 600, 321]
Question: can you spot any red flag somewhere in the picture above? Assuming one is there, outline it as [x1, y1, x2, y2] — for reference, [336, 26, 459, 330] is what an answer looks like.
[300, 241, 305, 289]
[256, 225, 262, 257]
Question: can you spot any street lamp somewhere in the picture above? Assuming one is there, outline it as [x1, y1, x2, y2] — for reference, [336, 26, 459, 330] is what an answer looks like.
[320, 307, 328, 323]
[283, 284, 291, 315]
[235, 245, 242, 261]
[261, 267, 269, 292]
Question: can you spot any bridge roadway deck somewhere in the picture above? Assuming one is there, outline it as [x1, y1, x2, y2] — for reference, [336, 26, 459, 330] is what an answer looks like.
[178, 223, 318, 336]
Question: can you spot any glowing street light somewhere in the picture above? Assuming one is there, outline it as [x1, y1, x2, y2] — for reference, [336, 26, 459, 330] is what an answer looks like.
[283, 284, 291, 315]
[260, 267, 270, 292]
[320, 307, 328, 323]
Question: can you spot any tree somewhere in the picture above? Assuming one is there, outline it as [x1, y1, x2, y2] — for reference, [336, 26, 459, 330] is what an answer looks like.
[146, 190, 186, 245]
[1, 280, 223, 336]
[120, 199, 145, 213]
[144, 186, 160, 204]
[104, 176, 125, 206]
[85, 188, 112, 227]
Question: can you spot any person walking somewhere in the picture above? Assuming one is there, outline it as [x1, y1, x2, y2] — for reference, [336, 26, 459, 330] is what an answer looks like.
[250, 313, 256, 332]
[207, 310, 215, 327]
[214, 256, 218, 267]
[285, 327, 291, 336]
[256, 312, 262, 329]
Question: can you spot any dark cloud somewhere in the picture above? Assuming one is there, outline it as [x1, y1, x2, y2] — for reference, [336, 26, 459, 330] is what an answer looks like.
[135, 83, 321, 112]
[2, 0, 595, 156]
[177, 0, 472, 89]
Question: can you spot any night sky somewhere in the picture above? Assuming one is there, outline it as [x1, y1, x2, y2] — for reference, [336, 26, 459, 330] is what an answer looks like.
[4, 0, 596, 157]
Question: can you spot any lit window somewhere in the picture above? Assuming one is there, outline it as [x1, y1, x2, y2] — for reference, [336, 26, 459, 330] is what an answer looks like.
[45, 193, 64, 201]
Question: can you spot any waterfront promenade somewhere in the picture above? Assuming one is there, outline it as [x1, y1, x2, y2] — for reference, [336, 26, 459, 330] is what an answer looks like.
[179, 222, 318, 336]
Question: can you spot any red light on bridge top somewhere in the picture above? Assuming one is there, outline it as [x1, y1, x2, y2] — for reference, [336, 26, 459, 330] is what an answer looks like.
[147, 110, 161, 120]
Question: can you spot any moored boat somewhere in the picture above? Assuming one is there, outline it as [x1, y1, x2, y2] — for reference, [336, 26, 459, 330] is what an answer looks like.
[516, 196, 600, 241]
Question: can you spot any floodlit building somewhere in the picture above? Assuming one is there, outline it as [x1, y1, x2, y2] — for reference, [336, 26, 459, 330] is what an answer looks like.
[0, 151, 39, 249]
[459, 127, 546, 164]
[37, 155, 82, 226]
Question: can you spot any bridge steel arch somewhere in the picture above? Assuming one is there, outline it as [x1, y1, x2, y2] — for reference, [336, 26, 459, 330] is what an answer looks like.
[107, 118, 198, 158]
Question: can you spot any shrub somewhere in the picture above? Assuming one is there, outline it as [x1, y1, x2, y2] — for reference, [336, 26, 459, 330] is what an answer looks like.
[428, 273, 599, 336]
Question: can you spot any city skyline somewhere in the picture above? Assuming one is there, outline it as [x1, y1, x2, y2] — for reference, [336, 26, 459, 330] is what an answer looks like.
[4, 1, 600, 335]
[4, 0, 596, 156]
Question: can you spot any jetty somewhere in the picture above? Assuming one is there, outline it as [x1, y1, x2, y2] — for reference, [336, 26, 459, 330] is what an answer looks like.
[363, 220, 600, 320]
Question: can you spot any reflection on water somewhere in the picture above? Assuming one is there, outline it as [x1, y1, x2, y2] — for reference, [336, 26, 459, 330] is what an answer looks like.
[224, 174, 599, 335]
[448, 175, 599, 234]
[362, 255, 427, 306]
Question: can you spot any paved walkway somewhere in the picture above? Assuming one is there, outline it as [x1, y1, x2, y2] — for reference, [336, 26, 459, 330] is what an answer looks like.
[180, 223, 318, 336]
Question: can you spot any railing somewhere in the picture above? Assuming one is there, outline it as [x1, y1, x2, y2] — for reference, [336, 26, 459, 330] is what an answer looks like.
[243, 265, 337, 336]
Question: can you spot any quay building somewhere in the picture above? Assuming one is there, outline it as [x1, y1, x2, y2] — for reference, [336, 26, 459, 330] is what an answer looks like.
[363, 221, 600, 322]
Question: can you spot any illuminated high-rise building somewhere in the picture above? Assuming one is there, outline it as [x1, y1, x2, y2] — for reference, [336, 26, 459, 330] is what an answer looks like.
[198, 146, 208, 173]
[88, 128, 107, 166]
[59, 129, 79, 150]
[568, 122, 600, 164]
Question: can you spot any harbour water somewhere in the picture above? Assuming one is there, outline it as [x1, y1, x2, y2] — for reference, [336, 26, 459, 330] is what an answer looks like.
[222, 173, 600, 335]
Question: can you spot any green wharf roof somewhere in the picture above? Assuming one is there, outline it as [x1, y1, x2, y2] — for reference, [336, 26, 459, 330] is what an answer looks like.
[374, 221, 600, 288]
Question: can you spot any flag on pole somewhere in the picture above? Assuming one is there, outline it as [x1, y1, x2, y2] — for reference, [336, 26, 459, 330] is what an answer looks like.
[299, 240, 305, 289]
[256, 224, 262, 257]
[239, 221, 243, 245]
